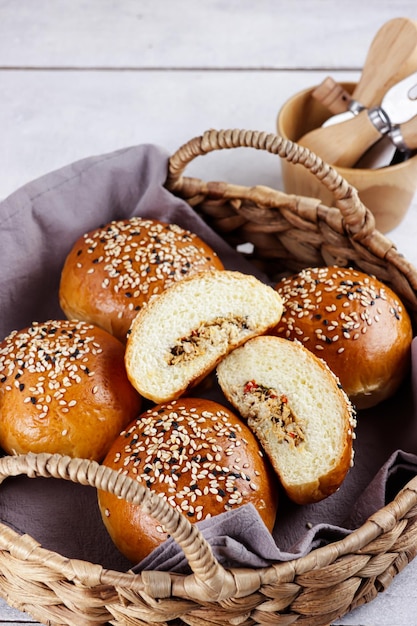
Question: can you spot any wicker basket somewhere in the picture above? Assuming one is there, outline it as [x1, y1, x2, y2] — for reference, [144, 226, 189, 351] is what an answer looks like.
[0, 128, 416, 626]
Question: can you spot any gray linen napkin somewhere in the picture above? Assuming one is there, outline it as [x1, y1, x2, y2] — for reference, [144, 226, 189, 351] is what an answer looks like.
[0, 144, 416, 574]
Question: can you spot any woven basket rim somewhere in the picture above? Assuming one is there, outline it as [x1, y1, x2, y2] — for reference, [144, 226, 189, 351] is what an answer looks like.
[166, 129, 417, 318]
[0, 452, 416, 597]
[0, 453, 417, 625]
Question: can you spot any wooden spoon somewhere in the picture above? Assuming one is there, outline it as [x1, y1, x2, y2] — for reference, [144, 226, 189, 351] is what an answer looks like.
[312, 17, 417, 126]
[348, 17, 417, 106]
[312, 77, 360, 116]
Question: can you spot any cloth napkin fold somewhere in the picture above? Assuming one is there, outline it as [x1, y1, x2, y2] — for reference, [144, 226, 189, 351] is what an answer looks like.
[0, 143, 416, 575]
[137, 446, 417, 574]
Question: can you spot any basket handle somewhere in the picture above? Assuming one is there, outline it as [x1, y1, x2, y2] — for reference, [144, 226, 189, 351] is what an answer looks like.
[0, 452, 234, 601]
[166, 128, 375, 237]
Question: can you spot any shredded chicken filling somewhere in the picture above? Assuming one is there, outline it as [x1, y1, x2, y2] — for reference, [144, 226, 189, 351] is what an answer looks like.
[168, 315, 251, 365]
[243, 380, 305, 446]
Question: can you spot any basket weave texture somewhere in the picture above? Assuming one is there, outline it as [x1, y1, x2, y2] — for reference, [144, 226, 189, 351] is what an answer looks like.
[0, 129, 416, 626]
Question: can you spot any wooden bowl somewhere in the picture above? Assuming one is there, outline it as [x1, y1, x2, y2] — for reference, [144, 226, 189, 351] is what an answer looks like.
[277, 82, 417, 233]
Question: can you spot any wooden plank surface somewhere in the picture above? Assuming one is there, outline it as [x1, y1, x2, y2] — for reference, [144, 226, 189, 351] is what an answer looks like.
[1, 1, 417, 624]
[1, 0, 415, 70]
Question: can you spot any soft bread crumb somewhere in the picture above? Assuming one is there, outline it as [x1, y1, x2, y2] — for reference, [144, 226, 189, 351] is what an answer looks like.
[125, 270, 283, 403]
[217, 335, 356, 504]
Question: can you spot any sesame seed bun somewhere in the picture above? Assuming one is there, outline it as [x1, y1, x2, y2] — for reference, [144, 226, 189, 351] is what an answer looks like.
[217, 336, 356, 505]
[59, 217, 224, 343]
[0, 320, 142, 460]
[98, 397, 278, 564]
[273, 266, 413, 409]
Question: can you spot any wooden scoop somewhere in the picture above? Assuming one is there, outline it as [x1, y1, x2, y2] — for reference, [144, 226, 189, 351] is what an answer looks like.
[313, 17, 417, 126]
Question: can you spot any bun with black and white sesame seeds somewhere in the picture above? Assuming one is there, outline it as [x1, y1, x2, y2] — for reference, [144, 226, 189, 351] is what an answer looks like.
[124, 269, 284, 404]
[98, 397, 278, 563]
[217, 335, 356, 505]
[59, 217, 224, 344]
[0, 320, 142, 460]
[273, 266, 413, 409]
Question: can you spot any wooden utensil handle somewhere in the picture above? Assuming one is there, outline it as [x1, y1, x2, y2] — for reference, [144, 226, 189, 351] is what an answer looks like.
[354, 17, 417, 106]
[314, 19, 417, 118]
[298, 110, 384, 168]
[312, 77, 355, 115]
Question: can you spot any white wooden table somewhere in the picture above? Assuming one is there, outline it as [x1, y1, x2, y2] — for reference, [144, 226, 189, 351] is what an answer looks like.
[1, 1, 417, 624]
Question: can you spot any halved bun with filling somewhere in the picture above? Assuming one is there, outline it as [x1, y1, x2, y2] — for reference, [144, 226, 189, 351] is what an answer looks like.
[217, 335, 356, 504]
[125, 270, 284, 403]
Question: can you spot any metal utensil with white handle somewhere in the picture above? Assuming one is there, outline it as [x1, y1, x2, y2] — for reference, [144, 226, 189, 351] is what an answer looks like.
[298, 72, 417, 168]
[313, 76, 417, 167]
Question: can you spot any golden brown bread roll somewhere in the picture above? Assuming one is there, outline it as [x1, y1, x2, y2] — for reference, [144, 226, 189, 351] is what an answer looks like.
[0, 319, 142, 460]
[217, 336, 356, 505]
[59, 217, 224, 343]
[98, 397, 278, 563]
[273, 266, 413, 409]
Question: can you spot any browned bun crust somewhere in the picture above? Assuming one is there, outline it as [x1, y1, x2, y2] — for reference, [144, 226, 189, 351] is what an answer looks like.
[98, 397, 278, 564]
[273, 266, 413, 409]
[0, 320, 142, 460]
[59, 217, 224, 343]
